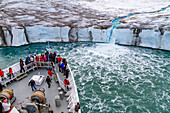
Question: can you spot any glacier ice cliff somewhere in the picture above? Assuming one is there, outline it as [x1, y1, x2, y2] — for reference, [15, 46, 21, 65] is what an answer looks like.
[0, 26, 109, 46]
[114, 28, 170, 51]
[0, 26, 170, 51]
[0, 0, 169, 51]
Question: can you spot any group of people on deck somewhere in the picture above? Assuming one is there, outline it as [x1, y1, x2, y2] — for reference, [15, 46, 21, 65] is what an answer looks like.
[24, 51, 57, 65]
[23, 52, 57, 68]
[25, 51, 70, 90]
[0, 51, 80, 113]
[0, 51, 71, 92]
[57, 56, 71, 89]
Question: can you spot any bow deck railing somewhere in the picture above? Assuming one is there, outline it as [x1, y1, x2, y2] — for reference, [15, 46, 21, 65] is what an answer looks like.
[1, 60, 81, 113]
[1, 61, 53, 86]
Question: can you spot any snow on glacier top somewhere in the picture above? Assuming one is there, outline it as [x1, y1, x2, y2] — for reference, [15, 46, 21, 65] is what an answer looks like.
[0, 0, 169, 29]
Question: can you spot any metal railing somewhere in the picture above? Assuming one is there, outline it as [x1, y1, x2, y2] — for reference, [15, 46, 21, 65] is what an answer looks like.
[1, 59, 81, 112]
[1, 61, 54, 86]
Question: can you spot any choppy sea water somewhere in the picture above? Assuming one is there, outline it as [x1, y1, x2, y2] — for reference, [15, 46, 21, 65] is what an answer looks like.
[0, 42, 170, 113]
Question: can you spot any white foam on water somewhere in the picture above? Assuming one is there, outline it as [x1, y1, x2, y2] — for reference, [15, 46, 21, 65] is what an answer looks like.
[0, 42, 169, 112]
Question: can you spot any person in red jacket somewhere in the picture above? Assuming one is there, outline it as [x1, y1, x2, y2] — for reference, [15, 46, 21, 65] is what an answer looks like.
[36, 56, 40, 66]
[9, 68, 14, 79]
[40, 54, 44, 62]
[57, 55, 62, 63]
[48, 70, 53, 80]
[0, 69, 4, 81]
[63, 79, 69, 90]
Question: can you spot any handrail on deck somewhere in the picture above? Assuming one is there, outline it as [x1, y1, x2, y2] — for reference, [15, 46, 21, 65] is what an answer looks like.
[1, 59, 81, 113]
[1, 61, 54, 86]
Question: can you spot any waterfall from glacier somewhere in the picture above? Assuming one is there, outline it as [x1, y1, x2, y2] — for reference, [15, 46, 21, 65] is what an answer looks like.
[108, 5, 170, 42]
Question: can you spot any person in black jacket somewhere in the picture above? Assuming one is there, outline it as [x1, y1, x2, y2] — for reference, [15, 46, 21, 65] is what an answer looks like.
[46, 76, 52, 88]
[20, 59, 25, 73]
[0, 101, 2, 113]
[28, 80, 37, 91]
[0, 83, 3, 92]
[75, 102, 80, 112]
[64, 69, 69, 78]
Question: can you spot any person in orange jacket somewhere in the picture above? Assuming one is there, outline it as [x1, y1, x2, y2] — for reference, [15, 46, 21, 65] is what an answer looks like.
[48, 69, 53, 80]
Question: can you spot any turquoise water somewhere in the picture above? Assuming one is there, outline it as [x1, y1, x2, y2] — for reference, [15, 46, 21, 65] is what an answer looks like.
[0, 42, 170, 112]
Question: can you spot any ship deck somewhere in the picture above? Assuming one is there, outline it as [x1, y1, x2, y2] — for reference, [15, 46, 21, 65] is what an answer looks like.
[5, 67, 69, 113]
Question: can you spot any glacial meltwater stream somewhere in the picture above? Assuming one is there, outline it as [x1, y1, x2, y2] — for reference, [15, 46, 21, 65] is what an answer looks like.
[108, 5, 170, 42]
[0, 42, 170, 112]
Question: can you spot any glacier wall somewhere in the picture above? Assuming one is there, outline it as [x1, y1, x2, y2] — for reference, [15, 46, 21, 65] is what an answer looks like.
[114, 28, 170, 51]
[0, 26, 169, 51]
[0, 26, 110, 46]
